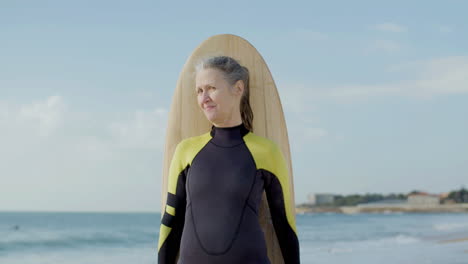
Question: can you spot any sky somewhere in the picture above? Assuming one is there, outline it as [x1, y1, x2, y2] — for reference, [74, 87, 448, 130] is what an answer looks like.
[1, 0, 467, 212]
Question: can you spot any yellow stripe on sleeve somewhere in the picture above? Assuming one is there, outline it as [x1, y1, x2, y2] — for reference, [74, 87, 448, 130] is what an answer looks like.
[158, 132, 213, 251]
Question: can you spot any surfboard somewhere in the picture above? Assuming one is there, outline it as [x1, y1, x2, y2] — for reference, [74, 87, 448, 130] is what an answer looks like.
[161, 34, 295, 264]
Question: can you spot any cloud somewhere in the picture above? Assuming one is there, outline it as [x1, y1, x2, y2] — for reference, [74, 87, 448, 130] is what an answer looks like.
[1, 95, 65, 137]
[0, 103, 9, 123]
[279, 83, 329, 147]
[303, 127, 328, 141]
[74, 135, 117, 161]
[437, 25, 453, 33]
[373, 23, 408, 33]
[109, 108, 168, 150]
[0, 95, 168, 155]
[386, 56, 468, 96]
[280, 83, 319, 114]
[0, 96, 169, 211]
[287, 117, 329, 153]
[370, 39, 402, 53]
[289, 56, 468, 101]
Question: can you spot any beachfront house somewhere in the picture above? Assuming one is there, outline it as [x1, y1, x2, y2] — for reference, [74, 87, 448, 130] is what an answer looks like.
[307, 193, 335, 205]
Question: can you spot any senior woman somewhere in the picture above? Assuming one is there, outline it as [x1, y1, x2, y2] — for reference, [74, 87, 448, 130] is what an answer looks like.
[158, 56, 300, 264]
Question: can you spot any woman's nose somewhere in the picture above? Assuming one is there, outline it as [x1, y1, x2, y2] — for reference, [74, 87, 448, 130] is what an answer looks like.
[202, 91, 211, 102]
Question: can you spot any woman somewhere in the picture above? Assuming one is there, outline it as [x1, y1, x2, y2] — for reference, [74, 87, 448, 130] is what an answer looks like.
[158, 56, 300, 264]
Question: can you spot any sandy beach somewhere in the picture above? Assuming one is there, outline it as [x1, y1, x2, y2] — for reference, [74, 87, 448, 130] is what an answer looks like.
[437, 234, 468, 254]
[297, 203, 468, 214]
[439, 237, 468, 243]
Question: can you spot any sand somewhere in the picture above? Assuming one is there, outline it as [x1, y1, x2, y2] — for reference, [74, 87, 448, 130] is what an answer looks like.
[438, 237, 468, 244]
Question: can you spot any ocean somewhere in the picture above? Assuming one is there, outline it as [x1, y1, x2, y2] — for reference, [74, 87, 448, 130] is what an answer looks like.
[1, 212, 467, 263]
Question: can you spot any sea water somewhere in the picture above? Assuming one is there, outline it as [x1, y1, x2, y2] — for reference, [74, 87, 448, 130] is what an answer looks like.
[1, 212, 467, 263]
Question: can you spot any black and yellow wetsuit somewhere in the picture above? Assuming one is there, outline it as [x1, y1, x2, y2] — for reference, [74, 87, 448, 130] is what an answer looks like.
[158, 123, 300, 264]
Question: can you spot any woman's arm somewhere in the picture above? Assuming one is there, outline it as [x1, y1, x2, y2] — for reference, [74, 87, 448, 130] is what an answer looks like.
[262, 144, 300, 264]
[158, 143, 188, 264]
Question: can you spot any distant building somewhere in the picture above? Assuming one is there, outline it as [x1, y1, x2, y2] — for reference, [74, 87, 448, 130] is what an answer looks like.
[408, 192, 440, 205]
[307, 193, 335, 205]
[439, 192, 449, 200]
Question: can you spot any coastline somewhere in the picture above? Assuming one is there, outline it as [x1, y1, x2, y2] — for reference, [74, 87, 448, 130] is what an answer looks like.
[296, 203, 468, 214]
[439, 237, 468, 243]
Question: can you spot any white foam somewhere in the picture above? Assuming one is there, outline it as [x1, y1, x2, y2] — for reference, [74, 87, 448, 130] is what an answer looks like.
[332, 234, 421, 251]
[433, 222, 468, 231]
[388, 234, 420, 244]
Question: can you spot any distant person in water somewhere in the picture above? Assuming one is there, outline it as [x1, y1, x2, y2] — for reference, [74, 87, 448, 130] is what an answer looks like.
[157, 56, 300, 264]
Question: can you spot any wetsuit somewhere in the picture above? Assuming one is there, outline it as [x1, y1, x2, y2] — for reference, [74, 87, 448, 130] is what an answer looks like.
[158, 123, 300, 264]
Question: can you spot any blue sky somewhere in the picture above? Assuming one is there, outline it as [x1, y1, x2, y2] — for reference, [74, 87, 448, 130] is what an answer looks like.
[1, 0, 467, 212]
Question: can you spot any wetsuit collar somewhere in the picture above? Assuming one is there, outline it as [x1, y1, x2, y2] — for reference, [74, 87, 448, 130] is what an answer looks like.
[209, 122, 250, 145]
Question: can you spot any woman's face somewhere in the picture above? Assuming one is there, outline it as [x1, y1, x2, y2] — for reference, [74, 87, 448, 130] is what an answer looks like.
[195, 68, 242, 126]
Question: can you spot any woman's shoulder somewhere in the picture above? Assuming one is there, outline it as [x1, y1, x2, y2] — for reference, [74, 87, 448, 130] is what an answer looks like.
[244, 131, 280, 153]
[244, 131, 286, 172]
[175, 132, 212, 153]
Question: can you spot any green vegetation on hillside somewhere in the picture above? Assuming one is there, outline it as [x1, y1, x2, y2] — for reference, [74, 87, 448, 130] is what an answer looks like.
[447, 187, 468, 203]
[296, 187, 468, 208]
[332, 193, 407, 206]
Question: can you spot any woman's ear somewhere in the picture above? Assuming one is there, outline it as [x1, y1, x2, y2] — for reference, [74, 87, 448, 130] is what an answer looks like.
[234, 80, 244, 96]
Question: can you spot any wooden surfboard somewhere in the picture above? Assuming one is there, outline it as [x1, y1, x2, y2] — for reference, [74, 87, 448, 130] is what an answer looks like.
[161, 34, 296, 263]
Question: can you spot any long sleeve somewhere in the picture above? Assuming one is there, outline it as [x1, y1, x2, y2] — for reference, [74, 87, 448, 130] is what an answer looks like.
[262, 144, 300, 264]
[158, 142, 189, 264]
